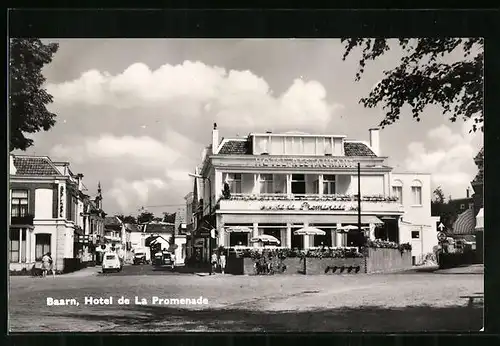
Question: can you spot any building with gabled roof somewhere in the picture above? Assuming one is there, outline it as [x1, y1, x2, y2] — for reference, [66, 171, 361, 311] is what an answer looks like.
[9, 154, 106, 272]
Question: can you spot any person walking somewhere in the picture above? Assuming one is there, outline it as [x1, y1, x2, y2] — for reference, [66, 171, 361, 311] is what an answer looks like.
[219, 251, 226, 274]
[210, 252, 218, 275]
[41, 252, 52, 278]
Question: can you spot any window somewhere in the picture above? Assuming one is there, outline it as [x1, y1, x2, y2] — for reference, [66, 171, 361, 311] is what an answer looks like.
[411, 180, 423, 205]
[460, 204, 465, 210]
[35, 234, 51, 261]
[291, 174, 306, 194]
[322, 175, 336, 195]
[259, 174, 274, 194]
[11, 190, 29, 217]
[226, 173, 242, 194]
[411, 231, 420, 239]
[392, 180, 403, 204]
[229, 232, 249, 247]
[9, 229, 26, 263]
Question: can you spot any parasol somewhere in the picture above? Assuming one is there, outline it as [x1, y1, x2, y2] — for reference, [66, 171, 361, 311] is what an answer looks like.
[250, 234, 280, 245]
[293, 227, 326, 236]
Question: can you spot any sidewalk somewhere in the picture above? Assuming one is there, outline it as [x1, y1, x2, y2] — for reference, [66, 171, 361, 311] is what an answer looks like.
[435, 264, 484, 275]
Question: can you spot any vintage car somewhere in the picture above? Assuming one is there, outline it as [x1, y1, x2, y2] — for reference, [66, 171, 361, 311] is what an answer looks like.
[102, 252, 123, 273]
[133, 251, 149, 265]
[153, 250, 175, 269]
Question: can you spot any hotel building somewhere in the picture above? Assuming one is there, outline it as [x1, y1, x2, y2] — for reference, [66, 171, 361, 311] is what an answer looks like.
[191, 124, 437, 264]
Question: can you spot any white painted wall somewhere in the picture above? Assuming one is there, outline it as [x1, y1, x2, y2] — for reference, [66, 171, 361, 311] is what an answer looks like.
[130, 231, 149, 248]
[345, 174, 385, 196]
[34, 188, 53, 219]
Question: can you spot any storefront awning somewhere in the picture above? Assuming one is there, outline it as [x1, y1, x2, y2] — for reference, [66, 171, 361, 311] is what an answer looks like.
[475, 208, 484, 231]
[225, 226, 252, 233]
[221, 214, 385, 225]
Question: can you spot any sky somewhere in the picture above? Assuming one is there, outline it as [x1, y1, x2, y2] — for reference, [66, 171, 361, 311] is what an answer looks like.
[16, 39, 483, 216]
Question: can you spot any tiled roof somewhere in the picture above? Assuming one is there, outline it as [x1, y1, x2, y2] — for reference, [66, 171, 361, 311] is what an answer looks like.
[13, 156, 61, 176]
[124, 223, 141, 232]
[472, 167, 483, 186]
[343, 142, 377, 157]
[143, 222, 174, 234]
[218, 140, 252, 155]
[217, 140, 377, 157]
[104, 216, 121, 227]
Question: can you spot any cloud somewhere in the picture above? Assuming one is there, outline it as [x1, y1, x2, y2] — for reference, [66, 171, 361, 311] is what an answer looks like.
[108, 178, 170, 212]
[50, 132, 182, 168]
[404, 119, 483, 198]
[46, 61, 342, 130]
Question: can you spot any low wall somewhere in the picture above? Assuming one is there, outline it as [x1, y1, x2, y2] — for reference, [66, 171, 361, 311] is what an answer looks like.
[226, 248, 411, 275]
[366, 248, 411, 273]
[438, 250, 480, 269]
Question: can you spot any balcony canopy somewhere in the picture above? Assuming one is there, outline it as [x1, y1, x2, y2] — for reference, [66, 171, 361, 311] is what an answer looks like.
[221, 214, 384, 225]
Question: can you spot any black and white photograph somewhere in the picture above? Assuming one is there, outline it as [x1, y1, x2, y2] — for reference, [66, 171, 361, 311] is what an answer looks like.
[8, 37, 484, 332]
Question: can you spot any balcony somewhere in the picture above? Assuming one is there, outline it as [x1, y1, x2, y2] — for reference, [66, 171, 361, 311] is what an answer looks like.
[10, 214, 34, 226]
[218, 194, 404, 214]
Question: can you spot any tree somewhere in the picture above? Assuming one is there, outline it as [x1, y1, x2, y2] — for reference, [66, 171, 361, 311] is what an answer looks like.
[137, 211, 155, 224]
[432, 186, 446, 204]
[341, 38, 483, 132]
[116, 214, 137, 224]
[9, 39, 59, 151]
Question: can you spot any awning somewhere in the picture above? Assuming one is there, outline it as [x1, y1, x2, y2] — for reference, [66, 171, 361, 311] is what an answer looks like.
[225, 226, 252, 233]
[452, 208, 476, 235]
[475, 208, 484, 231]
[221, 214, 385, 225]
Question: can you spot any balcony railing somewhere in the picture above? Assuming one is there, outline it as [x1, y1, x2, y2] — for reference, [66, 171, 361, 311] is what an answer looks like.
[226, 193, 398, 203]
[10, 214, 34, 226]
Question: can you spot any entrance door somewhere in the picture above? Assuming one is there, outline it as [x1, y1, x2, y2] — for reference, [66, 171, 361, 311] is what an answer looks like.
[411, 230, 423, 264]
[291, 232, 304, 249]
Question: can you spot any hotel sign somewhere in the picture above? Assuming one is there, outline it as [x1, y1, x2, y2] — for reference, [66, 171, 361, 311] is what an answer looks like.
[260, 201, 350, 211]
[255, 157, 356, 168]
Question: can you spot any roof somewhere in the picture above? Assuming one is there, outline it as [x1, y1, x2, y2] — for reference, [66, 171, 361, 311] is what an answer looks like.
[143, 222, 174, 234]
[104, 216, 122, 227]
[12, 156, 61, 176]
[451, 208, 476, 235]
[217, 140, 377, 157]
[343, 142, 377, 157]
[124, 223, 141, 232]
[218, 140, 252, 155]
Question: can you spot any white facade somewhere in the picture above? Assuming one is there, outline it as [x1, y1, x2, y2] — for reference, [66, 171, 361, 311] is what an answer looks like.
[9, 155, 99, 272]
[390, 172, 437, 264]
[191, 127, 435, 254]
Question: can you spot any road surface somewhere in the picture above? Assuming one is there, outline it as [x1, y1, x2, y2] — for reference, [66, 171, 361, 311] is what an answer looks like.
[9, 267, 483, 332]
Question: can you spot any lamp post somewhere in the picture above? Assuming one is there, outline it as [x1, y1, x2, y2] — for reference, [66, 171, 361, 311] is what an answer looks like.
[188, 173, 213, 274]
[357, 162, 362, 246]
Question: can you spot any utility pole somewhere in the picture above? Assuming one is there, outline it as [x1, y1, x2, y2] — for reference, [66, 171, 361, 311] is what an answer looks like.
[357, 162, 362, 245]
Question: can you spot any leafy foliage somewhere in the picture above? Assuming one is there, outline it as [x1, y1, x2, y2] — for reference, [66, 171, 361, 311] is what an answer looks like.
[9, 39, 59, 151]
[116, 214, 137, 224]
[432, 186, 446, 204]
[137, 211, 155, 224]
[341, 38, 483, 132]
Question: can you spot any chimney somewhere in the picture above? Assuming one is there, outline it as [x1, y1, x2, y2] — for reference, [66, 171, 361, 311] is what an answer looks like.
[369, 128, 380, 156]
[466, 187, 471, 198]
[10, 155, 16, 175]
[212, 122, 219, 154]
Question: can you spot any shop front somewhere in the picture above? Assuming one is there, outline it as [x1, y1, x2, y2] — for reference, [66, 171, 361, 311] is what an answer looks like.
[217, 199, 404, 250]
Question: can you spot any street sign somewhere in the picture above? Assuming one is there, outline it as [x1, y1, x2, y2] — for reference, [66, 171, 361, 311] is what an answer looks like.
[438, 223, 445, 231]
[437, 232, 447, 242]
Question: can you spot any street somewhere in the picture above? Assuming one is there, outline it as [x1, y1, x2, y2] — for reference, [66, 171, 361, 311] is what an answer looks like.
[9, 265, 483, 332]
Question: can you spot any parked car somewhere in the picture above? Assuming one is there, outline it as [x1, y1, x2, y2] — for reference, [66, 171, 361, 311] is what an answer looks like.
[153, 250, 175, 270]
[133, 251, 149, 265]
[102, 252, 123, 273]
